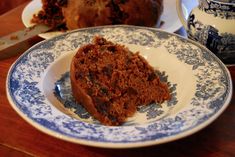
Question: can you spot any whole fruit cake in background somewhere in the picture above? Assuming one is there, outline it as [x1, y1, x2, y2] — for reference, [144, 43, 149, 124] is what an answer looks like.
[31, 0, 163, 30]
[70, 36, 171, 126]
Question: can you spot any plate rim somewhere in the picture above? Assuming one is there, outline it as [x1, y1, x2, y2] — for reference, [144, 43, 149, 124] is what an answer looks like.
[6, 25, 233, 148]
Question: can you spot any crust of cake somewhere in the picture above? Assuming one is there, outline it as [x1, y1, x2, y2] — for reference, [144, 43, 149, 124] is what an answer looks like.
[71, 56, 115, 125]
[63, 0, 163, 29]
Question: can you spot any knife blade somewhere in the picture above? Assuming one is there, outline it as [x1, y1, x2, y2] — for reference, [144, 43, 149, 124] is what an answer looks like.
[0, 24, 51, 59]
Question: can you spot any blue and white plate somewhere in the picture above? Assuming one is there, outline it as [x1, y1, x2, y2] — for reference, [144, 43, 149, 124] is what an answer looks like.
[7, 25, 232, 148]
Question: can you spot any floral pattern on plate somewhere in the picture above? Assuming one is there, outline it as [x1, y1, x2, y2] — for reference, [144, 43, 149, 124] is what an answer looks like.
[7, 25, 232, 148]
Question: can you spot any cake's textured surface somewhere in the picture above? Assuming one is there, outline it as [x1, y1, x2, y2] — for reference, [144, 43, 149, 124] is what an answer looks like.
[70, 36, 170, 126]
[32, 0, 163, 30]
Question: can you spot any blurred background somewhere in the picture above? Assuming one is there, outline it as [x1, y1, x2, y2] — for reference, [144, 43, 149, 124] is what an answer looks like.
[0, 0, 28, 15]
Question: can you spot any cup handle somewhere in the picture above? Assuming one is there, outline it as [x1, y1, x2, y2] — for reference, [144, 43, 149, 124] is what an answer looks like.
[176, 0, 187, 29]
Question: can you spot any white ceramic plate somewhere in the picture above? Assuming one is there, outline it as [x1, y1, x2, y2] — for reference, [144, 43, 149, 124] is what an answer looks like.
[21, 0, 198, 39]
[7, 25, 232, 148]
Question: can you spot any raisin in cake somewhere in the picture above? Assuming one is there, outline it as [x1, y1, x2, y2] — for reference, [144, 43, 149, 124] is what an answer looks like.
[70, 36, 170, 126]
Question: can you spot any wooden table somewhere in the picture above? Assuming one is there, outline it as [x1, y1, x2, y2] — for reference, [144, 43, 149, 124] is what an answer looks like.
[1, 2, 235, 157]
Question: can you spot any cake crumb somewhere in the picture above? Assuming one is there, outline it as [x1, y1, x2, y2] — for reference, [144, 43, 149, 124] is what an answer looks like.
[70, 36, 170, 126]
[10, 35, 19, 40]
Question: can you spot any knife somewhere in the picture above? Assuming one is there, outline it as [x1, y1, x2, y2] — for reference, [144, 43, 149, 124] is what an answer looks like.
[0, 24, 51, 59]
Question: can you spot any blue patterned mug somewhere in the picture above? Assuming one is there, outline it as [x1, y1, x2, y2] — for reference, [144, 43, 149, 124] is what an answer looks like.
[177, 0, 235, 64]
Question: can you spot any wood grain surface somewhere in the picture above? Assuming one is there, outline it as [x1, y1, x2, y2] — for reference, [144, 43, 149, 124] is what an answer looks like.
[0, 0, 28, 15]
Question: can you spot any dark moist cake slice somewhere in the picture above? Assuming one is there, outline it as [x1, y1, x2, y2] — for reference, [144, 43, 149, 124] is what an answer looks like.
[70, 36, 170, 126]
